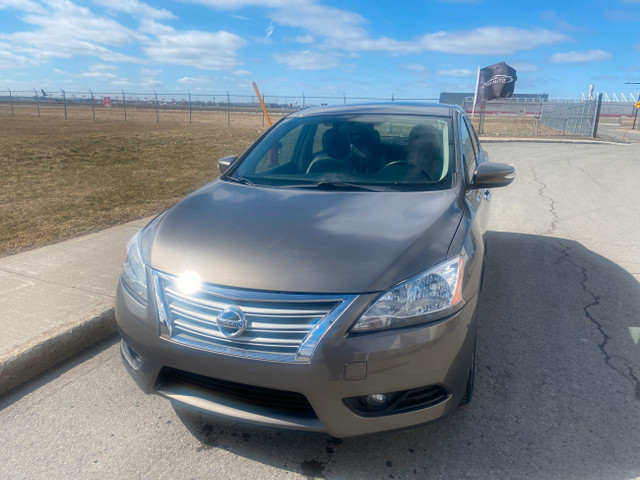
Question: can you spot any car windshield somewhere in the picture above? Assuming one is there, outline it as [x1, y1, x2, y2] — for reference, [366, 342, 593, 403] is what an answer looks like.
[229, 113, 454, 191]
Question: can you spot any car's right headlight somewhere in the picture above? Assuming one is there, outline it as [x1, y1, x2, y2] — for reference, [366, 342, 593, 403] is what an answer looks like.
[121, 230, 147, 304]
[351, 256, 465, 332]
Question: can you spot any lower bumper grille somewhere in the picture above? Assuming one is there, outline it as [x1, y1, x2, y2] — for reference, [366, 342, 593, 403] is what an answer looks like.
[157, 367, 316, 417]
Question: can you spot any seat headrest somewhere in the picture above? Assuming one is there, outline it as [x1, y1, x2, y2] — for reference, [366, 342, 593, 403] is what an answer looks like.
[322, 128, 351, 159]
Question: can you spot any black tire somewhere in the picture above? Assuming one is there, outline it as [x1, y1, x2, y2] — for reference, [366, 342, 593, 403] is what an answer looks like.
[461, 335, 476, 405]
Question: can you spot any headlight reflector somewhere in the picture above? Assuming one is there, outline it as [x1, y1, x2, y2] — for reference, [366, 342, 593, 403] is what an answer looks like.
[351, 256, 464, 332]
[122, 230, 147, 303]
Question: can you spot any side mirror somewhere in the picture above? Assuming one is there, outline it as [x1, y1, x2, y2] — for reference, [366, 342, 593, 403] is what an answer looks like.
[217, 155, 237, 174]
[469, 162, 515, 189]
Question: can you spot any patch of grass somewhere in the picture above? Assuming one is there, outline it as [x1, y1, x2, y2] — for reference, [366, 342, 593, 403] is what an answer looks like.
[0, 117, 261, 256]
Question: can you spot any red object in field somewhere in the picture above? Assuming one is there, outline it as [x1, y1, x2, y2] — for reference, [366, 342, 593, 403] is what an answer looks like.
[104, 97, 111, 108]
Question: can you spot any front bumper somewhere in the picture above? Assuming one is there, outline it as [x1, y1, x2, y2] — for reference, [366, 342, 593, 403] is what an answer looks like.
[116, 281, 478, 438]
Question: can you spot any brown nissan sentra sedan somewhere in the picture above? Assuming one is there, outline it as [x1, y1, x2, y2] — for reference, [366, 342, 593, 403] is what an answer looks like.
[116, 103, 514, 437]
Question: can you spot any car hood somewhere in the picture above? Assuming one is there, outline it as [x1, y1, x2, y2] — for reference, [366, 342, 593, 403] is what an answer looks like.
[148, 181, 462, 294]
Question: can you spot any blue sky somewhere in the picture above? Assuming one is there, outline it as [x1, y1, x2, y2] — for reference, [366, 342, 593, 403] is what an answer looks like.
[1, 0, 639, 101]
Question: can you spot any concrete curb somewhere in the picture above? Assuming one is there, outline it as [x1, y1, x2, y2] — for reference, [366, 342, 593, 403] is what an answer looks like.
[0, 308, 117, 397]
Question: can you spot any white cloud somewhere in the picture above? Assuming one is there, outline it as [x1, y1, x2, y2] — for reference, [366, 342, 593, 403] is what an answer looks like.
[93, 0, 175, 20]
[274, 50, 339, 70]
[138, 68, 162, 87]
[0, 41, 33, 67]
[418, 27, 568, 55]
[178, 75, 211, 84]
[188, 0, 568, 56]
[437, 68, 475, 77]
[0, 0, 45, 13]
[144, 29, 247, 70]
[265, 21, 274, 39]
[139, 19, 175, 36]
[81, 63, 120, 79]
[185, 0, 289, 8]
[549, 49, 613, 63]
[1, 1, 144, 62]
[295, 34, 314, 44]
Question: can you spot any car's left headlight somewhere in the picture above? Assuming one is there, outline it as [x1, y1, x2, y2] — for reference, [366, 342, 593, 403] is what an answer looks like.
[121, 230, 147, 304]
[351, 256, 465, 332]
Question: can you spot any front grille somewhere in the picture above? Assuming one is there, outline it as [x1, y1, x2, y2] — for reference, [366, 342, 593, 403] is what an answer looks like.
[152, 270, 356, 363]
[157, 367, 316, 416]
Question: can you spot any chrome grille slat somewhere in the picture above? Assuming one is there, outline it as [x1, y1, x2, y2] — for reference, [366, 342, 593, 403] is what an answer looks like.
[166, 287, 332, 316]
[153, 270, 357, 363]
[173, 320, 303, 346]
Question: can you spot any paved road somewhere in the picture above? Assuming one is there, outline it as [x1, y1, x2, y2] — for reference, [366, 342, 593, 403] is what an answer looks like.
[598, 122, 640, 143]
[2, 141, 640, 480]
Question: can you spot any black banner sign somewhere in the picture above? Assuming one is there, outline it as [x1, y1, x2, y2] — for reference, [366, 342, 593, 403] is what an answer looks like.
[477, 62, 517, 101]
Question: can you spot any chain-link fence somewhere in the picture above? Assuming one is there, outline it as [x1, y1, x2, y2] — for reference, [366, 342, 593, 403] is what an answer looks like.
[0, 89, 438, 127]
[1, 87, 635, 138]
[462, 95, 618, 138]
[538, 95, 603, 137]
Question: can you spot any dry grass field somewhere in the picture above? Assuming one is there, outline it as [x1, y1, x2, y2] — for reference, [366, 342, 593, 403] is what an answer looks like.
[0, 115, 262, 256]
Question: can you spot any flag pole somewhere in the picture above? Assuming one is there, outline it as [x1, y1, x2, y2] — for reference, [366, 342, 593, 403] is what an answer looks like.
[471, 66, 480, 121]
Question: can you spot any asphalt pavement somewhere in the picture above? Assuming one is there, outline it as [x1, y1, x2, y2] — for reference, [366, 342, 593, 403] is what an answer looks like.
[1, 139, 639, 479]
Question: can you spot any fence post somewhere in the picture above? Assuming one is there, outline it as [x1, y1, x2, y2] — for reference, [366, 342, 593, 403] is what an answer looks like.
[33, 89, 40, 118]
[89, 89, 95, 120]
[479, 102, 486, 134]
[592, 93, 603, 138]
[188, 91, 192, 124]
[343, 92, 346, 105]
[153, 91, 159, 123]
[302, 92, 305, 109]
[121, 90, 127, 121]
[227, 91, 230, 126]
[8, 89, 14, 117]
[61, 89, 67, 119]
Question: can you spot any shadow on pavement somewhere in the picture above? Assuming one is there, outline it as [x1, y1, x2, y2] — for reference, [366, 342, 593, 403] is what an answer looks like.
[175, 231, 640, 479]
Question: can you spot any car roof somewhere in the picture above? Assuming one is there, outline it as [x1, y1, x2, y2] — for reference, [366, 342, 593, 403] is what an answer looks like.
[287, 102, 459, 118]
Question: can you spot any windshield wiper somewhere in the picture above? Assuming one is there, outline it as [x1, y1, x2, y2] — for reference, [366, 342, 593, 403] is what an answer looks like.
[224, 176, 255, 186]
[292, 181, 378, 192]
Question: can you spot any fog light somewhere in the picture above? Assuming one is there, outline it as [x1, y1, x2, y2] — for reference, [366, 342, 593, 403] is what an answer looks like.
[365, 393, 389, 408]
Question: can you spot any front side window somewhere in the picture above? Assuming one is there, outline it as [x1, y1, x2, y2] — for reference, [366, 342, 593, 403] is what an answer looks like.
[460, 118, 477, 182]
[230, 114, 455, 191]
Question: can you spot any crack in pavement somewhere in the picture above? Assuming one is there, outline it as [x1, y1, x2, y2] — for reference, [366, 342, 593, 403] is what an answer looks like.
[531, 163, 559, 235]
[554, 239, 640, 401]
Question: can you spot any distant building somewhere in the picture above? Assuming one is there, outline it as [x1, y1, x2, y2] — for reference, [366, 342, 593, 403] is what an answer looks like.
[439, 92, 549, 106]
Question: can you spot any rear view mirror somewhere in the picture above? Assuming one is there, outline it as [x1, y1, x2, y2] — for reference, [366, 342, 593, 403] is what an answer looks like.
[469, 162, 515, 189]
[217, 155, 237, 174]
